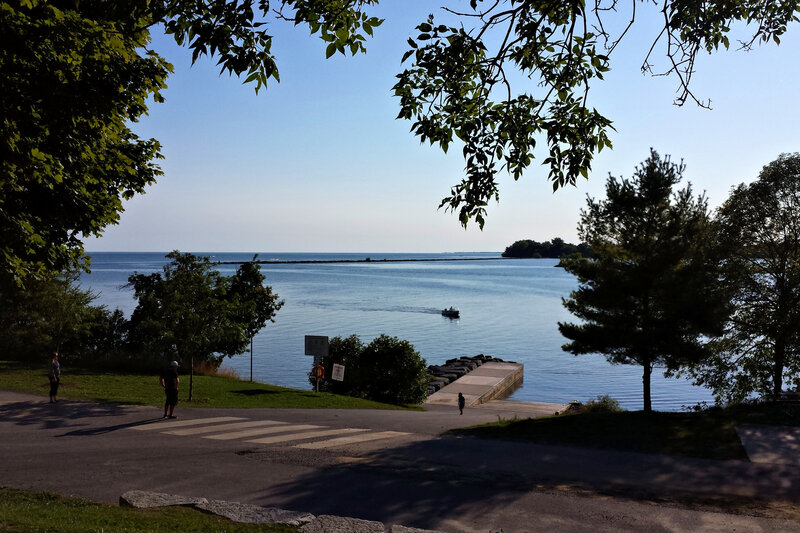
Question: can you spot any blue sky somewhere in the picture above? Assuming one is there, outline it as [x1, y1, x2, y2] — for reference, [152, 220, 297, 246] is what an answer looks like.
[86, 1, 800, 253]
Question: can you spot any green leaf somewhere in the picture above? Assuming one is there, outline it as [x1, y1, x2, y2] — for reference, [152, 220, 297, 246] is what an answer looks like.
[325, 42, 337, 58]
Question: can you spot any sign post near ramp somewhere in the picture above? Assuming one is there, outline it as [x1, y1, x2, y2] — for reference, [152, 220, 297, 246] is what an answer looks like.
[305, 335, 329, 392]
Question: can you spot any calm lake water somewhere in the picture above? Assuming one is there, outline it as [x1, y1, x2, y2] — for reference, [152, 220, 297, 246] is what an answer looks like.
[80, 251, 714, 411]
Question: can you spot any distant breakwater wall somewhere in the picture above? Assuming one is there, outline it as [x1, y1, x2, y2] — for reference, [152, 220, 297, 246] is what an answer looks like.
[426, 354, 518, 396]
[216, 257, 509, 265]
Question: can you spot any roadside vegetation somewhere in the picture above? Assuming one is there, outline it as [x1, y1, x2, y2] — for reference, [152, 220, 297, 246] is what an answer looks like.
[311, 334, 429, 405]
[449, 400, 800, 461]
[0, 361, 414, 410]
[3, 0, 799, 416]
[558, 151, 800, 411]
[0, 252, 428, 407]
[0, 487, 296, 533]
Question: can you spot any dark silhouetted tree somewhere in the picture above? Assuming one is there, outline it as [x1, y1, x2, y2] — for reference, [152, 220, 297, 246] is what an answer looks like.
[559, 150, 729, 412]
[688, 153, 800, 403]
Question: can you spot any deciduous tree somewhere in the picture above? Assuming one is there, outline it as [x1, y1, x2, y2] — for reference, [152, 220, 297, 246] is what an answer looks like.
[126, 251, 283, 399]
[0, 271, 103, 360]
[313, 334, 428, 405]
[396, 1, 800, 227]
[227, 256, 285, 379]
[3, 0, 798, 284]
[0, 0, 382, 286]
[558, 150, 729, 412]
[502, 238, 590, 258]
[688, 153, 800, 403]
[1, 1, 169, 286]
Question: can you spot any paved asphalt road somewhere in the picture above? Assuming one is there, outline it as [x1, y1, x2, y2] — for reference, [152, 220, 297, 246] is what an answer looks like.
[1, 390, 799, 532]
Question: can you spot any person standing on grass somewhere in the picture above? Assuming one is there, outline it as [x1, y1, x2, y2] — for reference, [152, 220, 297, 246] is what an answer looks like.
[48, 352, 60, 403]
[160, 361, 180, 419]
[458, 392, 465, 415]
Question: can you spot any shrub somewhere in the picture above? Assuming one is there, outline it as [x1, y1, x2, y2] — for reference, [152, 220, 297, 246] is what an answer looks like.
[310, 334, 428, 405]
[583, 394, 624, 414]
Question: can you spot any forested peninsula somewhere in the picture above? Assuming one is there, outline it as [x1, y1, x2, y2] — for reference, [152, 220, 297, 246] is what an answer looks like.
[502, 238, 590, 258]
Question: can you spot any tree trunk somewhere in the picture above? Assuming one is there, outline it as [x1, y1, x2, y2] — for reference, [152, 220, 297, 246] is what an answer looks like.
[188, 355, 194, 401]
[642, 361, 652, 413]
[772, 337, 785, 401]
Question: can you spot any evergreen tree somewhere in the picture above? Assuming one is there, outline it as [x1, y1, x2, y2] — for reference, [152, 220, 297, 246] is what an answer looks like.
[558, 151, 729, 412]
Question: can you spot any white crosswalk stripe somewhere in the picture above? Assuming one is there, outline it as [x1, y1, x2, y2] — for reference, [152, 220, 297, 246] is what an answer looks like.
[125, 415, 417, 451]
[203, 423, 322, 441]
[294, 431, 410, 449]
[164, 420, 287, 436]
[246, 427, 368, 445]
[128, 416, 246, 430]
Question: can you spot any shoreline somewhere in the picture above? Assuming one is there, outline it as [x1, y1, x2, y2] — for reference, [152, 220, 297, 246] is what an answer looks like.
[216, 256, 512, 265]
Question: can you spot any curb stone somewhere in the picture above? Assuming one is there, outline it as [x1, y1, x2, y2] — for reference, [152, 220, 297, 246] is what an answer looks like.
[196, 499, 315, 525]
[298, 514, 384, 532]
[119, 490, 207, 508]
[120, 491, 444, 532]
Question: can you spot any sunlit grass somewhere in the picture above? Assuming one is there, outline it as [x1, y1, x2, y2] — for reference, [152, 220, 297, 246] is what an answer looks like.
[0, 361, 417, 410]
[0, 487, 297, 533]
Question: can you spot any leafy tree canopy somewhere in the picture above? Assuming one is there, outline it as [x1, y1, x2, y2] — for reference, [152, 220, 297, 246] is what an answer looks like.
[0, 0, 382, 287]
[558, 150, 729, 412]
[312, 334, 428, 405]
[502, 238, 590, 258]
[3, 0, 797, 285]
[126, 251, 283, 399]
[395, 0, 799, 227]
[0, 270, 105, 360]
[688, 153, 800, 403]
[1, 1, 170, 287]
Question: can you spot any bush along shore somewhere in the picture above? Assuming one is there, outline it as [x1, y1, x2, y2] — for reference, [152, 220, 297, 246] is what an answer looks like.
[426, 354, 516, 396]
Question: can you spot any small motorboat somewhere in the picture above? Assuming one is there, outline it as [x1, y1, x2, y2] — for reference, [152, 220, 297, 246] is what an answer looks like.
[441, 307, 460, 318]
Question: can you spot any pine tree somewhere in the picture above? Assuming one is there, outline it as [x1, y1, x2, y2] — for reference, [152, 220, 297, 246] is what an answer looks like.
[558, 150, 729, 412]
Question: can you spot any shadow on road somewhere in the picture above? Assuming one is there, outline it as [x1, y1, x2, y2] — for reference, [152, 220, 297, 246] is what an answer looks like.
[251, 443, 526, 530]
[0, 399, 140, 432]
[240, 434, 800, 529]
[59, 417, 166, 436]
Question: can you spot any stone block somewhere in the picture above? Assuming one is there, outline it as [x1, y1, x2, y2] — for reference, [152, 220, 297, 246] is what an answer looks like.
[390, 525, 446, 533]
[299, 515, 385, 533]
[196, 500, 315, 526]
[119, 490, 207, 509]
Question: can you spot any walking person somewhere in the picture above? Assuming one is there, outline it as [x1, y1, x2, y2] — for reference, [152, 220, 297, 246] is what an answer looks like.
[160, 361, 180, 419]
[48, 352, 60, 403]
[458, 392, 465, 415]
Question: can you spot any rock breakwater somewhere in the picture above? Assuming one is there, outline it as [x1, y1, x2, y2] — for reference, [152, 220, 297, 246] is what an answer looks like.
[426, 355, 517, 397]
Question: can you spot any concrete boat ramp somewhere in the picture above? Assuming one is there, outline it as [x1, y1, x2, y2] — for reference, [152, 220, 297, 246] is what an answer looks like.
[425, 360, 565, 415]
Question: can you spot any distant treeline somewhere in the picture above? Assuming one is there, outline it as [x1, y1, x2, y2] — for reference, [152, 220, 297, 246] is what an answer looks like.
[502, 238, 591, 258]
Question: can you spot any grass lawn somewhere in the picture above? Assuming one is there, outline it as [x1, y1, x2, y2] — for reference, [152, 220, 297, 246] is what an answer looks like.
[448, 403, 800, 461]
[0, 487, 297, 532]
[0, 361, 416, 410]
